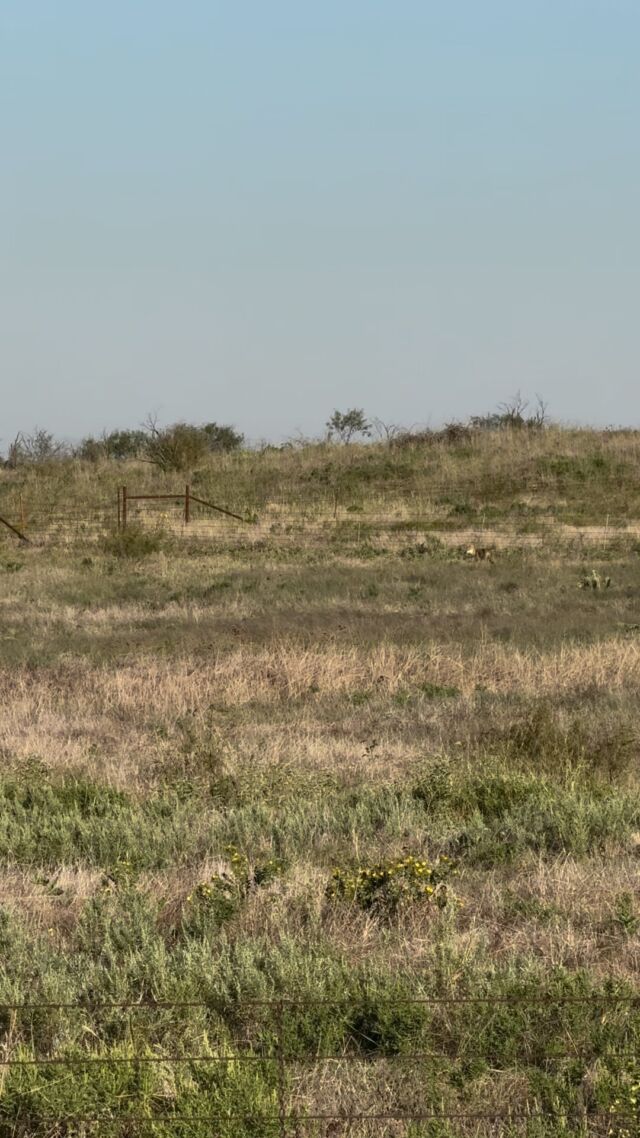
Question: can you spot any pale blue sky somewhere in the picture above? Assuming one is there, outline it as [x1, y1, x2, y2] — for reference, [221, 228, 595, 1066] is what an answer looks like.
[2, 1, 639, 443]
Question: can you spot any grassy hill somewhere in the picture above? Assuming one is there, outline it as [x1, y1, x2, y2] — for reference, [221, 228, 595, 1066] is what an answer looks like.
[3, 424, 640, 535]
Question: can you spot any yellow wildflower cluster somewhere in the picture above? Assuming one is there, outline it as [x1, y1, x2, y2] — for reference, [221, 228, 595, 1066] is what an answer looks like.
[224, 845, 284, 889]
[184, 873, 239, 927]
[100, 857, 137, 893]
[185, 845, 284, 924]
[186, 876, 235, 903]
[326, 853, 458, 916]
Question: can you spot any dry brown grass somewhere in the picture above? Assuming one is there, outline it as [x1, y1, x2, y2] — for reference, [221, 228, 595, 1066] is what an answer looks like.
[2, 636, 639, 785]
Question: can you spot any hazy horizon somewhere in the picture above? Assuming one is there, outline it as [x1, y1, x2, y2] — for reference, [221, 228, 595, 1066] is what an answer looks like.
[3, 2, 639, 442]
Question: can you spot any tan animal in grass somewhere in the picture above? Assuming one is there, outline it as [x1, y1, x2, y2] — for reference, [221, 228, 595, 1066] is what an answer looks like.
[466, 543, 494, 563]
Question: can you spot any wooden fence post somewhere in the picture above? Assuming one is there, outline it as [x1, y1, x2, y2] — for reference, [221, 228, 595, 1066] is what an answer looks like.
[122, 486, 127, 530]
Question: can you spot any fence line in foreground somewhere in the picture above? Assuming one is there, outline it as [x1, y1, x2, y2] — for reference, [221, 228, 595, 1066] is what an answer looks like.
[0, 993, 637, 1134]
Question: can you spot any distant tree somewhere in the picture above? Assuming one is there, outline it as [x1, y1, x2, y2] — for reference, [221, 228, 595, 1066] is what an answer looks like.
[4, 434, 22, 469]
[470, 393, 549, 432]
[103, 429, 148, 459]
[141, 416, 243, 471]
[371, 418, 404, 444]
[6, 428, 68, 466]
[495, 391, 529, 429]
[201, 422, 244, 453]
[75, 429, 147, 462]
[74, 436, 103, 463]
[326, 409, 371, 444]
[528, 395, 549, 430]
[143, 418, 211, 472]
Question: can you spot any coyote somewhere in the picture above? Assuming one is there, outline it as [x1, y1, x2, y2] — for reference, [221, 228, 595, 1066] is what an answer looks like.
[466, 544, 494, 562]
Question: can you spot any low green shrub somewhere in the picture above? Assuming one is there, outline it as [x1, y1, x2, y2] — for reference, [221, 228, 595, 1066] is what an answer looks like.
[100, 524, 164, 558]
[411, 757, 639, 863]
[496, 701, 636, 782]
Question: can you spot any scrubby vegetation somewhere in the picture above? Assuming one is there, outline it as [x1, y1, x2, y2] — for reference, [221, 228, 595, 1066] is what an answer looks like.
[4, 410, 640, 539]
[0, 421, 639, 1133]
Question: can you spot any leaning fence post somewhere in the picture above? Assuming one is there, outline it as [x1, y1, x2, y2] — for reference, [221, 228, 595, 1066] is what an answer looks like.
[185, 484, 190, 525]
[0, 514, 29, 544]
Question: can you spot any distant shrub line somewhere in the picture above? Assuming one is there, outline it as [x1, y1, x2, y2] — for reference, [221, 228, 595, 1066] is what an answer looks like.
[1, 394, 557, 472]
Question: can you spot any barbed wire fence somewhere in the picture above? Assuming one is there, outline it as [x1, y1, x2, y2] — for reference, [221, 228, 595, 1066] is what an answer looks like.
[0, 993, 638, 1134]
[3, 480, 640, 550]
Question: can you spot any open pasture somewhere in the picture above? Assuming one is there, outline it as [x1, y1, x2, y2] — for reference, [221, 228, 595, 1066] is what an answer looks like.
[0, 430, 639, 1135]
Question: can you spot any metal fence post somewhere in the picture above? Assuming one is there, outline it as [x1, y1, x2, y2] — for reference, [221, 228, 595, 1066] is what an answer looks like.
[122, 486, 127, 530]
[185, 484, 190, 525]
